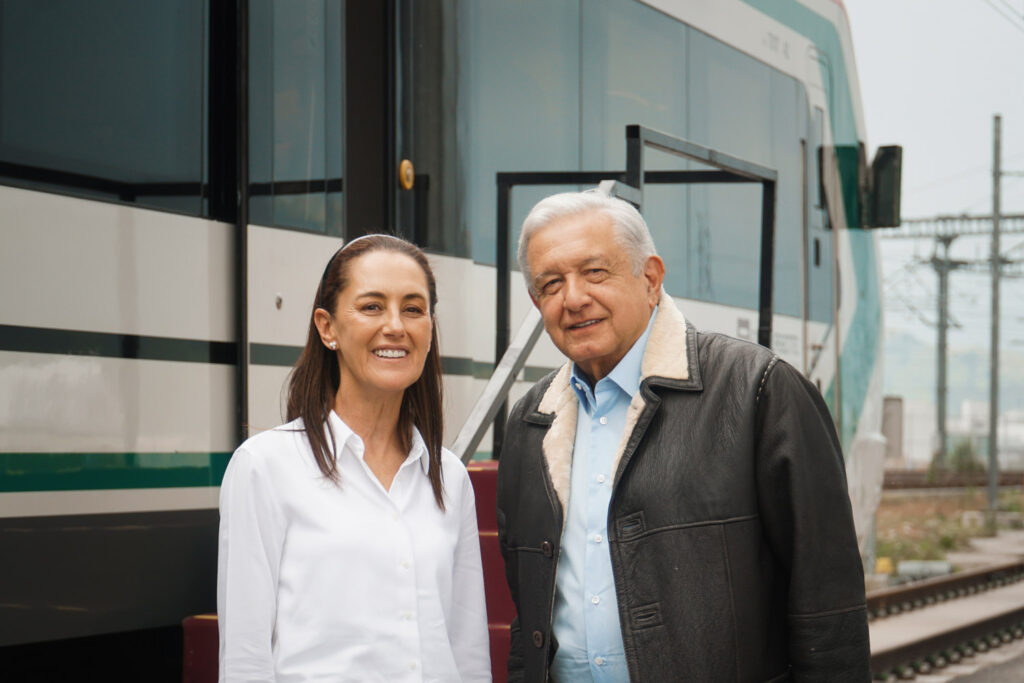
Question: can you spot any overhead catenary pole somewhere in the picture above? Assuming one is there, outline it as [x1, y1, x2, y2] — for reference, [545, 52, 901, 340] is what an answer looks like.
[934, 237, 954, 464]
[988, 115, 1002, 518]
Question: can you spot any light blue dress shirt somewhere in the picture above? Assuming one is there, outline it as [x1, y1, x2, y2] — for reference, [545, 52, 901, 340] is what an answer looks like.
[550, 307, 658, 683]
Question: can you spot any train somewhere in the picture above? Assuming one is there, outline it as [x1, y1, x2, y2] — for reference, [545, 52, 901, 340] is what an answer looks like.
[0, 0, 899, 678]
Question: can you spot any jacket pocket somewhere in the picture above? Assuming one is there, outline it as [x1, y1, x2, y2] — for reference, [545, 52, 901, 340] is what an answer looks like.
[629, 602, 663, 630]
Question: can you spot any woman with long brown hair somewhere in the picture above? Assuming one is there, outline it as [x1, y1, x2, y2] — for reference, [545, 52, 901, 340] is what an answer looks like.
[217, 235, 490, 682]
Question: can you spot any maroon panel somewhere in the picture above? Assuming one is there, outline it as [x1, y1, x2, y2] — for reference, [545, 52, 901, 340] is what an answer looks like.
[469, 461, 516, 622]
[471, 460, 517, 681]
[489, 624, 511, 683]
[467, 460, 499, 532]
[480, 534, 516, 623]
[181, 615, 218, 683]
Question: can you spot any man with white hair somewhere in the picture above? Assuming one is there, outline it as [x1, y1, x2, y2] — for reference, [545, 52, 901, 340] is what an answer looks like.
[496, 190, 869, 682]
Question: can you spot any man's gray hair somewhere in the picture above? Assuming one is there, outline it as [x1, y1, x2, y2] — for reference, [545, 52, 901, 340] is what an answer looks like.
[517, 189, 658, 293]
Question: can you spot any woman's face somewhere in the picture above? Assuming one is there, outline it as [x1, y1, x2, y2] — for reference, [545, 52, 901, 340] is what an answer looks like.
[324, 250, 433, 402]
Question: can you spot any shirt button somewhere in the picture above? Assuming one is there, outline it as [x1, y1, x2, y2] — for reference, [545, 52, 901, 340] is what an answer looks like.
[599, 416, 608, 425]
[402, 611, 413, 621]
[595, 656, 606, 666]
[408, 662, 418, 670]
[591, 595, 600, 605]
[596, 474, 606, 484]
[401, 560, 411, 569]
[391, 511, 399, 521]
[594, 534, 603, 543]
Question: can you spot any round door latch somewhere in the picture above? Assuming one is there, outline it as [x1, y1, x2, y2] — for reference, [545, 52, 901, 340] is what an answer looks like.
[398, 159, 415, 190]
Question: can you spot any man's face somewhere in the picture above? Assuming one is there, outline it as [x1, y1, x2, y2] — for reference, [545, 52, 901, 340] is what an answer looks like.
[526, 210, 664, 383]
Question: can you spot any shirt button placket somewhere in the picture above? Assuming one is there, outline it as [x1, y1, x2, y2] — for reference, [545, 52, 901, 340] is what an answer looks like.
[391, 503, 418, 674]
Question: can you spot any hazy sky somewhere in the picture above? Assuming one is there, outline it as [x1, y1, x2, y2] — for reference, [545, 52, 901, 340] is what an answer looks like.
[845, 0, 1024, 351]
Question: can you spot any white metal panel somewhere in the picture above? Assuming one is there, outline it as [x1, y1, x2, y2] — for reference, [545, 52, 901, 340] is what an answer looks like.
[0, 487, 220, 518]
[0, 351, 235, 453]
[0, 186, 233, 341]
[246, 224, 343, 347]
[248, 363, 291, 435]
[429, 254, 489, 361]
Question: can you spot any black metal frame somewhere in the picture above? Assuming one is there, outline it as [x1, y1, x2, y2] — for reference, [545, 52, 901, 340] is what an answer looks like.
[345, 0, 396, 237]
[233, 0, 250, 446]
[492, 125, 778, 457]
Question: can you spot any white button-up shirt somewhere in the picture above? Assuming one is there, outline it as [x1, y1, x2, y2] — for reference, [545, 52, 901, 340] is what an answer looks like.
[217, 412, 491, 682]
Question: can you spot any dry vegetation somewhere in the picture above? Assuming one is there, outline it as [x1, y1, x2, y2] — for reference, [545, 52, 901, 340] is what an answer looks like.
[875, 488, 1024, 566]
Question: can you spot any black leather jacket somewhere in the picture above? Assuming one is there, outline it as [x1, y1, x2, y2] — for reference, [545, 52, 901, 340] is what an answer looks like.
[496, 295, 869, 682]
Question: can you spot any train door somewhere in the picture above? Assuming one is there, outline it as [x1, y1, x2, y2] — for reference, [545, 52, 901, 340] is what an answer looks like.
[805, 50, 839, 416]
[243, 1, 414, 433]
[242, 0, 475, 440]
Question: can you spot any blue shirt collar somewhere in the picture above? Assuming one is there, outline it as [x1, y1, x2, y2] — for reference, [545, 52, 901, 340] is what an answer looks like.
[570, 305, 658, 409]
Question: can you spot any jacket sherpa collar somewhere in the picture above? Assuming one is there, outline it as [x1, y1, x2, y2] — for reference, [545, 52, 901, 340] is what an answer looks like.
[532, 290, 699, 512]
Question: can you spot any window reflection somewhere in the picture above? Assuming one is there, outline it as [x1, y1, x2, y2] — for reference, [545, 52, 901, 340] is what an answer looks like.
[0, 0, 206, 215]
[249, 0, 343, 234]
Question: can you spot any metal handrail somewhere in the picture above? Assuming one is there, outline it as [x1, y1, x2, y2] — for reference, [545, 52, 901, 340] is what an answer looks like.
[455, 125, 778, 463]
[453, 308, 543, 464]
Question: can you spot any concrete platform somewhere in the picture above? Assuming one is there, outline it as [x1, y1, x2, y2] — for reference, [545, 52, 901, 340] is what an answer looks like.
[945, 530, 1024, 570]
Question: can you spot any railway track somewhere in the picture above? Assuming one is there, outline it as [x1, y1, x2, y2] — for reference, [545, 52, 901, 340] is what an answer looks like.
[869, 560, 1024, 679]
[883, 471, 1024, 490]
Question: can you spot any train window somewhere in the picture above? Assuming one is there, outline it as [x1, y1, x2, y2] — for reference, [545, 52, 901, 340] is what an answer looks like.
[0, 0, 206, 215]
[248, 0, 344, 235]
[814, 107, 825, 209]
[677, 28, 770, 312]
[455, 0, 581, 264]
[575, 2, 806, 318]
[768, 72, 805, 319]
[580, 0, 689, 296]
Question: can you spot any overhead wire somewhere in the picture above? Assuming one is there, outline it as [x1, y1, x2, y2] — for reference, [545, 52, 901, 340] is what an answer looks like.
[982, 0, 1024, 34]
[994, 0, 1024, 21]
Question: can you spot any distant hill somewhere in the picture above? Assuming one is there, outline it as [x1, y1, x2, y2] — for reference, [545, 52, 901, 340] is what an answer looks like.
[884, 331, 1024, 413]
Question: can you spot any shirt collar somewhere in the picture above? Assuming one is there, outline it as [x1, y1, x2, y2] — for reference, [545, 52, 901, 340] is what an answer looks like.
[326, 410, 430, 475]
[570, 304, 658, 407]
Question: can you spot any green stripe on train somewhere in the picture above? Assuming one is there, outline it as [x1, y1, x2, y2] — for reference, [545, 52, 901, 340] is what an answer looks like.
[0, 452, 232, 492]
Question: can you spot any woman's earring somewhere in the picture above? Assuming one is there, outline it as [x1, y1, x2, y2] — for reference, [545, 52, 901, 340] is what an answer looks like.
[328, 341, 337, 350]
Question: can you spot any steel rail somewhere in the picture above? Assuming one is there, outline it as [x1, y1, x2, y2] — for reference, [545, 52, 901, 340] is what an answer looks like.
[871, 606, 1024, 678]
[869, 561, 1024, 678]
[883, 470, 1024, 489]
[868, 560, 1024, 620]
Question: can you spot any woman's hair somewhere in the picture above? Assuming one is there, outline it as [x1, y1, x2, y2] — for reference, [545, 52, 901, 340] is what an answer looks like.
[517, 189, 658, 295]
[286, 234, 446, 510]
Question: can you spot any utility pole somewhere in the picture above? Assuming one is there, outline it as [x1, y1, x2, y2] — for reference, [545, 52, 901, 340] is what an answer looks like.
[936, 239, 949, 464]
[931, 236, 964, 464]
[988, 114, 1001, 519]
[880, 212, 1024, 469]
